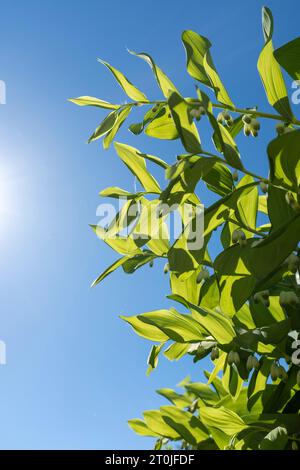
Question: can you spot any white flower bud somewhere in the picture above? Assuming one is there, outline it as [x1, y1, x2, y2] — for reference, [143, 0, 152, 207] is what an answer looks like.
[242, 114, 252, 125]
[243, 124, 251, 136]
[164, 263, 169, 274]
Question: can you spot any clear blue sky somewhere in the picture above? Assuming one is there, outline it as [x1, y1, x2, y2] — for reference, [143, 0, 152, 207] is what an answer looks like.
[0, 0, 298, 450]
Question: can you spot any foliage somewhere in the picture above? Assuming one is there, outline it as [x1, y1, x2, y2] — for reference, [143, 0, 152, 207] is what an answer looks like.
[71, 7, 300, 450]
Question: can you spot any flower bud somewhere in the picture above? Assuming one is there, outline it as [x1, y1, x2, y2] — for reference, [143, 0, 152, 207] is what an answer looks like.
[251, 129, 258, 138]
[278, 366, 288, 382]
[228, 351, 235, 365]
[246, 355, 254, 371]
[149, 260, 154, 268]
[164, 263, 170, 274]
[285, 253, 300, 273]
[196, 268, 210, 284]
[242, 114, 252, 125]
[211, 347, 220, 361]
[270, 362, 279, 381]
[251, 119, 260, 131]
[292, 441, 298, 451]
[217, 112, 224, 123]
[280, 291, 300, 308]
[243, 124, 251, 136]
[223, 111, 231, 121]
[199, 106, 206, 116]
[233, 352, 240, 365]
[233, 170, 239, 182]
[260, 181, 268, 194]
[285, 192, 300, 213]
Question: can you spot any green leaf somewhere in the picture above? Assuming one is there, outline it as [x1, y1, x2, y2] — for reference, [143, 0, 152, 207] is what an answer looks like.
[128, 419, 160, 437]
[157, 388, 192, 408]
[203, 51, 234, 107]
[129, 104, 164, 135]
[204, 181, 259, 237]
[184, 383, 218, 405]
[147, 343, 164, 376]
[143, 410, 181, 439]
[114, 142, 161, 193]
[129, 50, 178, 98]
[268, 130, 300, 192]
[212, 118, 243, 170]
[200, 406, 248, 435]
[121, 311, 169, 342]
[103, 106, 132, 149]
[207, 352, 226, 386]
[98, 59, 148, 101]
[145, 106, 179, 140]
[91, 256, 129, 287]
[236, 175, 258, 234]
[168, 91, 202, 153]
[163, 342, 190, 361]
[88, 110, 118, 143]
[169, 294, 236, 345]
[181, 30, 211, 86]
[259, 426, 288, 450]
[99, 187, 146, 199]
[68, 96, 119, 109]
[159, 406, 208, 445]
[137, 308, 205, 343]
[267, 185, 295, 230]
[274, 37, 300, 80]
[122, 252, 157, 274]
[257, 7, 293, 120]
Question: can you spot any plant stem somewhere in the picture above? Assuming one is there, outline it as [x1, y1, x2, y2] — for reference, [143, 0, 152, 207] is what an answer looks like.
[212, 102, 300, 126]
[134, 99, 300, 126]
[226, 217, 266, 238]
[200, 150, 269, 183]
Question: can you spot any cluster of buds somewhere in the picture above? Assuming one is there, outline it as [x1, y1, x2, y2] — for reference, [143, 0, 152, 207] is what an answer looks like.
[276, 122, 292, 136]
[228, 350, 240, 366]
[232, 229, 247, 246]
[253, 290, 270, 308]
[196, 268, 210, 284]
[246, 355, 260, 372]
[217, 110, 233, 126]
[270, 362, 288, 382]
[285, 191, 300, 213]
[190, 106, 206, 121]
[211, 347, 220, 361]
[242, 114, 260, 137]
[279, 291, 300, 308]
[285, 253, 300, 273]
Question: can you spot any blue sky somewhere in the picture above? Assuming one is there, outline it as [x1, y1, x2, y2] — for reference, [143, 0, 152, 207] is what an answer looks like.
[0, 0, 298, 450]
